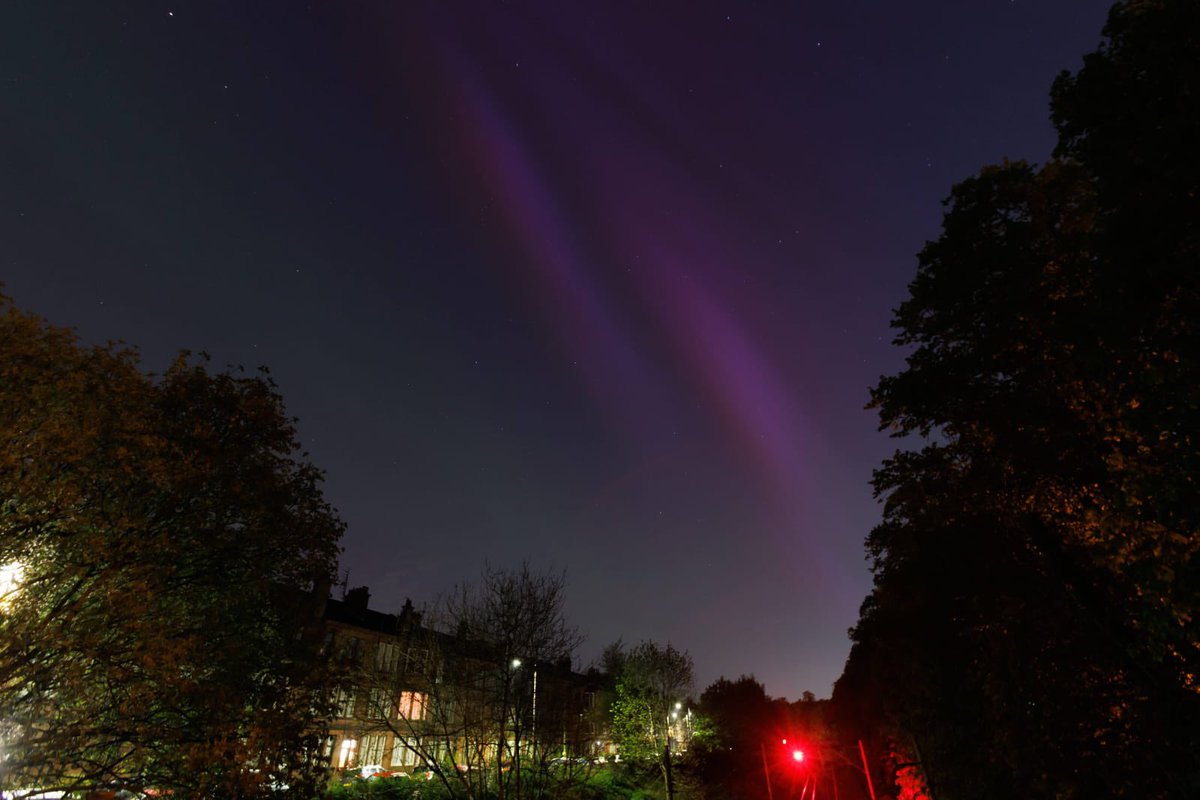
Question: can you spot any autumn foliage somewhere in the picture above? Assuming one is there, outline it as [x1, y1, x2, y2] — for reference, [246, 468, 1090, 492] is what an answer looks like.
[0, 295, 344, 797]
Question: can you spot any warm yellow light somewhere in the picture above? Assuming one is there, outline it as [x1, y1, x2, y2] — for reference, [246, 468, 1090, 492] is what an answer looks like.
[0, 562, 23, 611]
[337, 738, 358, 769]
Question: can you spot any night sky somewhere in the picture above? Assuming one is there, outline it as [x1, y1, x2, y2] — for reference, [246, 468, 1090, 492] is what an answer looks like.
[2, 1, 1114, 699]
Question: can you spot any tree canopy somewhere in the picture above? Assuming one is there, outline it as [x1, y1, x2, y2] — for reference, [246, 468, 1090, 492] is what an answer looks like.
[838, 1, 1200, 797]
[0, 295, 344, 797]
[605, 640, 694, 800]
[607, 640, 694, 761]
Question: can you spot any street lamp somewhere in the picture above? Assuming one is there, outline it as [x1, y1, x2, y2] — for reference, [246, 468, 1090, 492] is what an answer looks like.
[510, 658, 538, 740]
[0, 561, 24, 612]
[661, 702, 683, 800]
[668, 703, 682, 734]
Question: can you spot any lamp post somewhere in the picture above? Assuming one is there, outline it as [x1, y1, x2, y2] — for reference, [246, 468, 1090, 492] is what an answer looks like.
[510, 656, 539, 800]
[661, 700, 683, 800]
[507, 658, 522, 800]
[668, 702, 682, 750]
[511, 659, 538, 741]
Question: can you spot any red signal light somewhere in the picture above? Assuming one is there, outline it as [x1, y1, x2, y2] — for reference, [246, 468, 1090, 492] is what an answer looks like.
[792, 749, 805, 763]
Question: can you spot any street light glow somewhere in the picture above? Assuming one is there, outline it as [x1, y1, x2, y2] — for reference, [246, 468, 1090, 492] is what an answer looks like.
[0, 562, 24, 612]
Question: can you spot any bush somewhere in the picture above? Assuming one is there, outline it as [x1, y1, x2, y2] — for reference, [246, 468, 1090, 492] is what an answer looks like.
[326, 773, 457, 800]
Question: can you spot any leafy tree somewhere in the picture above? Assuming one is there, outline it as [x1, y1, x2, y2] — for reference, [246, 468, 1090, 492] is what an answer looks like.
[841, 1, 1200, 797]
[0, 295, 343, 797]
[606, 641, 693, 799]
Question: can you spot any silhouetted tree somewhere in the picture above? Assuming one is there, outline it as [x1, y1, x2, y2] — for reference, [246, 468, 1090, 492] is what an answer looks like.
[691, 676, 780, 800]
[842, 1, 1200, 797]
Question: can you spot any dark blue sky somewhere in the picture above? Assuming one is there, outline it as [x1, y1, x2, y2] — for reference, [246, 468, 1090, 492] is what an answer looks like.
[1, 1, 1114, 698]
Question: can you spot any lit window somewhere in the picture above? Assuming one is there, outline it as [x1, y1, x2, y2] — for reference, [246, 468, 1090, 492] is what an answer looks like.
[398, 690, 427, 720]
[337, 738, 358, 769]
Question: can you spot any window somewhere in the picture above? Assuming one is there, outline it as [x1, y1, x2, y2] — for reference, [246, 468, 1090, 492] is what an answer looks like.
[398, 690, 427, 720]
[361, 734, 387, 766]
[336, 738, 358, 769]
[368, 688, 390, 719]
[403, 647, 429, 673]
[334, 688, 356, 718]
[376, 641, 400, 673]
[341, 636, 362, 661]
[438, 697, 455, 722]
[391, 736, 421, 767]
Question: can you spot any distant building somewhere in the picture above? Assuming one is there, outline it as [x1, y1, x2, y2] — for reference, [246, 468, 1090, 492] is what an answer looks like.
[318, 587, 605, 777]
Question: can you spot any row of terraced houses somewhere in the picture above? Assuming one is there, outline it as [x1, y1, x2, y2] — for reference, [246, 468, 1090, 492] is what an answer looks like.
[315, 587, 611, 778]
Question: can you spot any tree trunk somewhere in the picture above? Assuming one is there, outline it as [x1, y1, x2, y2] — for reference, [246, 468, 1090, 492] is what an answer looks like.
[662, 744, 675, 800]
